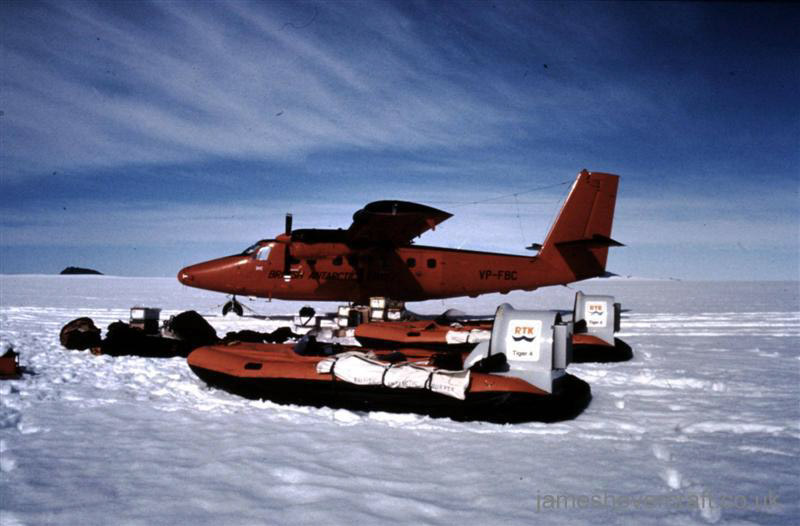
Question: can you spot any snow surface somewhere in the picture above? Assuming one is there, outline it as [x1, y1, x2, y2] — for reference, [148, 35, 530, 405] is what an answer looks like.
[1, 275, 798, 526]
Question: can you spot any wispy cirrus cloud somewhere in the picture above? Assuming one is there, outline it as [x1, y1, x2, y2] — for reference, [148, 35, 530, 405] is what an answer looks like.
[1, 1, 517, 177]
[1, 0, 687, 180]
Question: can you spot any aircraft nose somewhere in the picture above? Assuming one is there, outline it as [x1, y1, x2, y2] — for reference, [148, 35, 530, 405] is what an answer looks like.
[177, 267, 194, 285]
[176, 256, 247, 294]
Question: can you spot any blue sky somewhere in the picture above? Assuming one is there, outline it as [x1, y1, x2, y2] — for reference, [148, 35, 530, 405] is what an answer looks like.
[1, 0, 798, 280]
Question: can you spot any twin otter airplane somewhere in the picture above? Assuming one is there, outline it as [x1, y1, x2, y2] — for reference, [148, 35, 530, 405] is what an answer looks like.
[178, 170, 621, 308]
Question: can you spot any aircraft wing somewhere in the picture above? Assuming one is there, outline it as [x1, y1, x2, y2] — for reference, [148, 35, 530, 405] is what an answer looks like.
[347, 201, 453, 246]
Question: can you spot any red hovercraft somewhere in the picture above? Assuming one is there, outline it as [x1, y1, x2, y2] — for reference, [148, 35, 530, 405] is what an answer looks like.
[354, 292, 632, 363]
[188, 304, 591, 423]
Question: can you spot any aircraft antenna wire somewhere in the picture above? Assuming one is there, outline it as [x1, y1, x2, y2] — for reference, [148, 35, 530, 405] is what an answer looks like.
[426, 179, 571, 251]
[513, 193, 527, 247]
[444, 179, 572, 207]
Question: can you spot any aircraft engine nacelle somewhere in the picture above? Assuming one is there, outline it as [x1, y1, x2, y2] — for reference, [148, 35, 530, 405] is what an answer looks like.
[572, 291, 620, 346]
[464, 304, 572, 394]
[288, 242, 352, 260]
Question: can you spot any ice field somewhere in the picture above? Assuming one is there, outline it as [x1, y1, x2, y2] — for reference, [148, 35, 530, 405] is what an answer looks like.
[0, 275, 798, 525]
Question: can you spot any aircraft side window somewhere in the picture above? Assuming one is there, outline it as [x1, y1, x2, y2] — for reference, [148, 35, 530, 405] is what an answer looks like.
[256, 246, 271, 261]
[406, 258, 416, 268]
[333, 256, 343, 266]
[427, 258, 436, 269]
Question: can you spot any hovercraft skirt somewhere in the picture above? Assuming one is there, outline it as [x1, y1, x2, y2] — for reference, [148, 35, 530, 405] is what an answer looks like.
[189, 364, 591, 423]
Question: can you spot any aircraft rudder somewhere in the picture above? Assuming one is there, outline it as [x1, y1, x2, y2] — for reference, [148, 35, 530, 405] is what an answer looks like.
[537, 170, 621, 282]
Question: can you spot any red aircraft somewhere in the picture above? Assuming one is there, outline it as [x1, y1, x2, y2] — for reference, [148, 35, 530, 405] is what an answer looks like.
[178, 170, 621, 311]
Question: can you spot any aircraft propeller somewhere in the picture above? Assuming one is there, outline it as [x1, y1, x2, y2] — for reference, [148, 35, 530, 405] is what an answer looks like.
[283, 213, 293, 281]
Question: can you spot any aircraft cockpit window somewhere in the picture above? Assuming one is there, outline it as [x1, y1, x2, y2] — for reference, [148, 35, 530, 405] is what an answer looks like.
[256, 246, 271, 261]
[242, 242, 261, 256]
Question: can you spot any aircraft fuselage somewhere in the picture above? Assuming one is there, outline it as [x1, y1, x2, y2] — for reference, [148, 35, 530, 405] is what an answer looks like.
[177, 244, 568, 303]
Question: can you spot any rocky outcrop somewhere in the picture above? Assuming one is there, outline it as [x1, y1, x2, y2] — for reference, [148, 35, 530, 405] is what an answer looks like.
[60, 267, 103, 275]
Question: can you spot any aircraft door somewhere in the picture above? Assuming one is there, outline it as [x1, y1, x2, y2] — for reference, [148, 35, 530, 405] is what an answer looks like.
[360, 252, 402, 297]
[240, 244, 272, 285]
[254, 245, 272, 271]
[422, 255, 443, 292]
[240, 244, 273, 295]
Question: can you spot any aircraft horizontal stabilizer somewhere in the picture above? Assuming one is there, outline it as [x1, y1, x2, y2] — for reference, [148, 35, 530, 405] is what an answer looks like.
[555, 235, 625, 249]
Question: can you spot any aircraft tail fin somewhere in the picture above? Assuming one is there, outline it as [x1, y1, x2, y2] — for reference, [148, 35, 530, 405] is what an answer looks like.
[537, 170, 622, 282]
